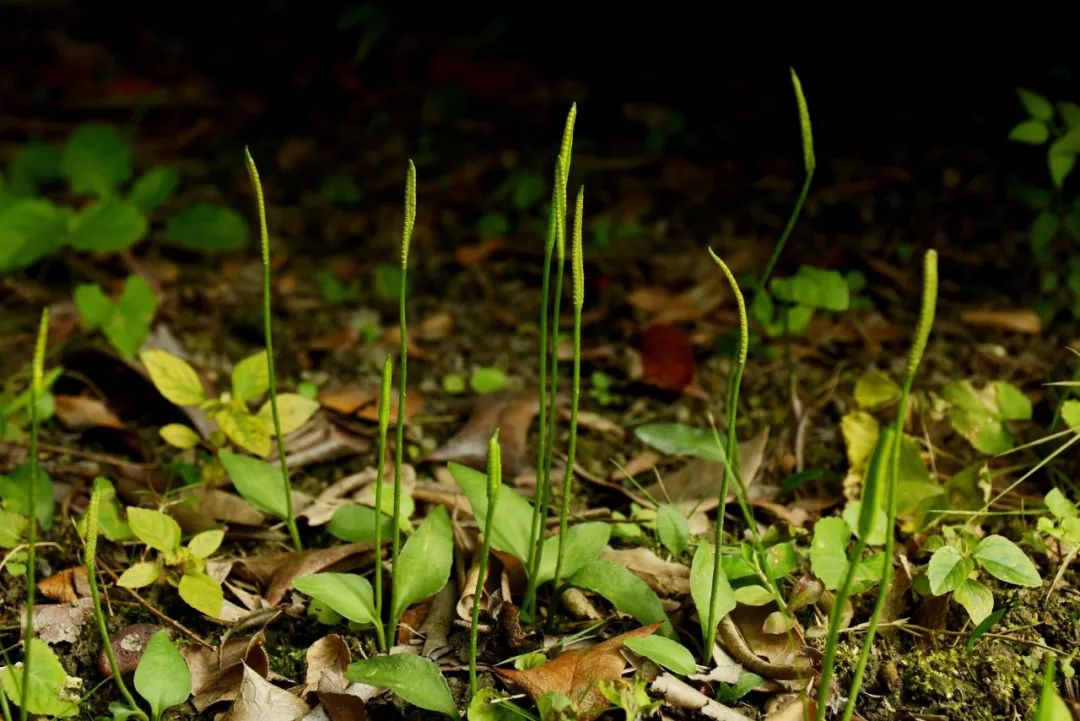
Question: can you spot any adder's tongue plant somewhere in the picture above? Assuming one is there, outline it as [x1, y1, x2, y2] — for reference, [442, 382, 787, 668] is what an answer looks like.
[373, 354, 393, 649]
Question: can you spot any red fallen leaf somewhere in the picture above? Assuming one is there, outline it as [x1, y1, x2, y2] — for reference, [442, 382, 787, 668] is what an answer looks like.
[640, 324, 694, 392]
[426, 391, 539, 476]
[494, 624, 660, 721]
[53, 395, 124, 430]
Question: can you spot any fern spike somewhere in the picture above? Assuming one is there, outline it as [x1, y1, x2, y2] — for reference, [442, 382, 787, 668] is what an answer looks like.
[470, 429, 502, 694]
[402, 159, 416, 268]
[789, 68, 815, 175]
[244, 148, 301, 551]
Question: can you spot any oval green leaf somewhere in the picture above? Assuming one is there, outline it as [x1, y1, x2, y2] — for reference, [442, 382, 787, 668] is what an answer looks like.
[347, 654, 458, 719]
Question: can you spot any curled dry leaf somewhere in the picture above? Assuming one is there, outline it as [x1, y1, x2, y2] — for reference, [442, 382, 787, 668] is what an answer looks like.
[426, 391, 539, 476]
[183, 638, 269, 712]
[302, 635, 350, 697]
[494, 623, 660, 721]
[30, 598, 93, 645]
[298, 469, 376, 526]
[38, 566, 90, 603]
[420, 583, 457, 657]
[53, 394, 125, 429]
[224, 663, 309, 721]
[233, 542, 373, 605]
[598, 547, 690, 596]
[652, 673, 752, 721]
[283, 415, 371, 470]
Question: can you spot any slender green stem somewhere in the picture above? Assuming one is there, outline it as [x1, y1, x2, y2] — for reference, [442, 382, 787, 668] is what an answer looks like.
[390, 160, 417, 640]
[244, 149, 301, 551]
[552, 188, 585, 608]
[703, 252, 747, 660]
[524, 106, 576, 618]
[85, 478, 146, 719]
[20, 309, 48, 721]
[373, 356, 393, 650]
[470, 429, 502, 695]
[839, 250, 937, 721]
[815, 425, 896, 719]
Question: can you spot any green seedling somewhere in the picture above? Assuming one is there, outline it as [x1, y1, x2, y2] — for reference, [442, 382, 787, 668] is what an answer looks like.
[525, 104, 576, 617]
[750, 264, 850, 337]
[942, 379, 1032, 454]
[347, 654, 459, 719]
[316, 269, 361, 304]
[471, 429, 502, 694]
[74, 274, 157, 359]
[245, 148, 303, 550]
[588, 370, 617, 406]
[84, 478, 146, 720]
[1036, 488, 1080, 594]
[142, 348, 318, 458]
[293, 572, 386, 650]
[597, 675, 661, 720]
[470, 366, 509, 394]
[390, 159, 417, 636]
[920, 527, 1041, 626]
[834, 249, 938, 721]
[0, 123, 244, 274]
[0, 364, 60, 442]
[132, 631, 192, 721]
[551, 187, 585, 605]
[116, 506, 226, 618]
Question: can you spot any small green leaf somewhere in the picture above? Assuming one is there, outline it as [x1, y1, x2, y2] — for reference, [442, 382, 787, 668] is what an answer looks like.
[1062, 400, 1080, 431]
[218, 449, 289, 519]
[656, 504, 690, 557]
[0, 509, 28, 547]
[68, 197, 148, 252]
[535, 522, 610, 584]
[0, 463, 55, 529]
[809, 517, 851, 590]
[133, 630, 192, 721]
[8, 141, 62, 196]
[467, 687, 517, 721]
[141, 349, 205, 406]
[117, 561, 162, 588]
[842, 500, 887, 546]
[128, 166, 180, 212]
[216, 409, 272, 456]
[570, 559, 673, 637]
[294, 572, 379, 625]
[623, 636, 697, 675]
[162, 203, 248, 252]
[634, 423, 726, 461]
[952, 578, 994, 624]
[469, 367, 508, 394]
[690, 542, 736, 643]
[0, 638, 79, 717]
[1034, 658, 1073, 721]
[61, 123, 132, 196]
[327, 504, 393, 543]
[257, 393, 319, 434]
[854, 369, 901, 410]
[0, 198, 70, 273]
[347, 654, 459, 719]
[770, 266, 849, 311]
[74, 283, 113, 328]
[1018, 89, 1054, 121]
[972, 535, 1042, 587]
[160, 423, 201, 449]
[1049, 146, 1076, 189]
[449, 462, 534, 565]
[178, 572, 224, 617]
[943, 380, 1031, 455]
[840, 411, 880, 474]
[391, 506, 454, 625]
[127, 507, 181, 552]
[1032, 211, 1060, 255]
[187, 529, 224, 559]
[1045, 488, 1077, 520]
[1009, 119, 1049, 144]
[231, 351, 270, 403]
[927, 545, 974, 595]
[764, 541, 799, 579]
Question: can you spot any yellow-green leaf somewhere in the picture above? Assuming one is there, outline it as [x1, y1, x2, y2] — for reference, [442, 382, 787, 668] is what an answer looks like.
[187, 529, 224, 559]
[231, 351, 269, 402]
[178, 572, 224, 617]
[127, 507, 181, 552]
[141, 349, 205, 406]
[216, 409, 272, 457]
[854, 369, 901, 410]
[160, 423, 201, 449]
[258, 393, 319, 435]
[117, 561, 162, 588]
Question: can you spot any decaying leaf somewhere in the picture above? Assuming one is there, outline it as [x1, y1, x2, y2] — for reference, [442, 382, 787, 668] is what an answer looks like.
[224, 663, 309, 721]
[598, 547, 690, 595]
[53, 394, 125, 429]
[960, 308, 1042, 335]
[183, 638, 269, 712]
[652, 672, 752, 721]
[647, 428, 769, 513]
[38, 567, 91, 604]
[29, 598, 93, 645]
[233, 542, 373, 605]
[302, 635, 350, 697]
[427, 391, 539, 476]
[494, 623, 659, 721]
[639, 324, 695, 392]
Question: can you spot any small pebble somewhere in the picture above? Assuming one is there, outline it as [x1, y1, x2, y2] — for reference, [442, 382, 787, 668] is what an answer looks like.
[96, 623, 161, 678]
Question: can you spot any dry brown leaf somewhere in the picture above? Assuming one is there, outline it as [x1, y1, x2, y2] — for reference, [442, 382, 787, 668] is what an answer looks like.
[53, 395, 124, 429]
[354, 389, 424, 423]
[298, 469, 376, 526]
[728, 605, 808, 672]
[561, 408, 625, 439]
[456, 237, 505, 267]
[183, 639, 269, 712]
[317, 386, 379, 416]
[173, 489, 267, 531]
[302, 635, 350, 697]
[96, 624, 160, 677]
[598, 547, 690, 595]
[38, 567, 90, 603]
[427, 391, 538, 476]
[420, 583, 457, 657]
[647, 428, 769, 512]
[494, 623, 659, 721]
[960, 307, 1043, 335]
[609, 451, 660, 482]
[764, 697, 816, 721]
[259, 542, 373, 605]
[224, 663, 309, 721]
[652, 673, 752, 721]
[29, 598, 93, 645]
[415, 311, 455, 340]
[317, 691, 368, 721]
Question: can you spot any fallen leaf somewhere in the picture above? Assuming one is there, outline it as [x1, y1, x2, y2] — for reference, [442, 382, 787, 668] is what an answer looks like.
[302, 635, 350, 697]
[598, 548, 689, 596]
[354, 390, 424, 424]
[609, 451, 660, 482]
[38, 567, 90, 603]
[652, 673, 752, 721]
[765, 697, 816, 721]
[298, 469, 376, 526]
[29, 598, 93, 645]
[427, 391, 539, 476]
[183, 639, 269, 712]
[415, 312, 455, 341]
[234, 542, 373, 605]
[317, 386, 378, 416]
[961, 308, 1042, 335]
[317, 691, 368, 721]
[174, 488, 267, 530]
[640, 324, 694, 392]
[494, 624, 659, 721]
[53, 395, 125, 429]
[224, 663, 309, 721]
[456, 237, 504, 267]
[646, 428, 769, 512]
